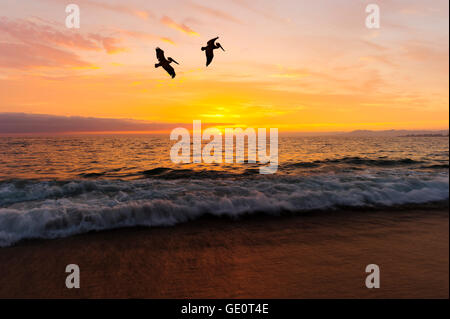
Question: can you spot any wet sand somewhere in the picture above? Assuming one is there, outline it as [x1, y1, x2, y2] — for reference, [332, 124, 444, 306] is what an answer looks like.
[0, 207, 448, 298]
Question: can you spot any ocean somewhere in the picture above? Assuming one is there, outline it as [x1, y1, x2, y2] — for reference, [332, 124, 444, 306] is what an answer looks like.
[0, 135, 448, 247]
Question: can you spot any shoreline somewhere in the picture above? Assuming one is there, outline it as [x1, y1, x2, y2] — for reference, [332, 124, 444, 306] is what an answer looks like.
[2, 200, 448, 249]
[0, 206, 448, 298]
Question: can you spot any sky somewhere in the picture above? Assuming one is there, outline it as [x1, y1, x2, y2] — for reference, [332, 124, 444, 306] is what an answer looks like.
[0, 0, 448, 133]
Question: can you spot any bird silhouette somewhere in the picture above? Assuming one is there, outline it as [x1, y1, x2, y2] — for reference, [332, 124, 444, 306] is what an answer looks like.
[155, 47, 179, 78]
[201, 37, 225, 67]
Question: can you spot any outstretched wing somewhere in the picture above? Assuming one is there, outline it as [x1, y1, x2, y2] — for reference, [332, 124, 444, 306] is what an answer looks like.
[207, 37, 219, 46]
[163, 64, 176, 78]
[156, 47, 165, 62]
[205, 49, 214, 66]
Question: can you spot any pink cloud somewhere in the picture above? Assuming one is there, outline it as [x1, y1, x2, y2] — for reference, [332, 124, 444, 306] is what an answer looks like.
[0, 42, 93, 69]
[230, 0, 290, 24]
[118, 30, 176, 45]
[188, 2, 243, 24]
[74, 0, 154, 20]
[88, 33, 126, 54]
[0, 17, 127, 69]
[0, 17, 125, 53]
[161, 16, 199, 36]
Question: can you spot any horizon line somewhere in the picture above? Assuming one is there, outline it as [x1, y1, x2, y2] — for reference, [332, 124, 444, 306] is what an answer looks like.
[0, 112, 448, 135]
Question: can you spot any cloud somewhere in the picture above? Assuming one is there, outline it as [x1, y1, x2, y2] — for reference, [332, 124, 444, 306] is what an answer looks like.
[188, 2, 243, 24]
[161, 37, 176, 45]
[118, 30, 176, 45]
[0, 17, 98, 51]
[161, 16, 199, 36]
[0, 113, 224, 134]
[0, 17, 126, 69]
[230, 0, 290, 24]
[85, 1, 154, 20]
[401, 40, 449, 63]
[0, 42, 94, 69]
[88, 33, 126, 54]
[359, 40, 388, 51]
[0, 17, 125, 54]
[358, 55, 396, 66]
[45, 0, 154, 20]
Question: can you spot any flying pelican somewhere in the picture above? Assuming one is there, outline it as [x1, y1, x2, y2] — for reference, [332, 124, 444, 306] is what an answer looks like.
[155, 47, 179, 78]
[201, 37, 225, 67]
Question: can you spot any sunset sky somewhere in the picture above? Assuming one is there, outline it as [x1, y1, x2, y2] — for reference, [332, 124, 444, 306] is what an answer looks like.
[0, 0, 448, 133]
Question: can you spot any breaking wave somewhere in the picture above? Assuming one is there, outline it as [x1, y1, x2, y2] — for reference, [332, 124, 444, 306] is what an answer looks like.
[0, 170, 448, 247]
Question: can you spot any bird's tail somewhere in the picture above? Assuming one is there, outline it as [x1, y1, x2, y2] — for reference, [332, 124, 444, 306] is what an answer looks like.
[155, 63, 161, 68]
[201, 46, 206, 51]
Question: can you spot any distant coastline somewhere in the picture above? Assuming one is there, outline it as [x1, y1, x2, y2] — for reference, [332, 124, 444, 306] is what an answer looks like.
[400, 133, 449, 138]
[338, 129, 449, 138]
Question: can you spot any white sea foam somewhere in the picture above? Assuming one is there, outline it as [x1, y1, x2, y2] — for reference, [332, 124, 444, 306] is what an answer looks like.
[0, 171, 448, 247]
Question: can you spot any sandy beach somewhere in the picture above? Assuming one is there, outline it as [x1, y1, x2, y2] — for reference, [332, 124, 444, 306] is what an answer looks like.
[0, 206, 448, 299]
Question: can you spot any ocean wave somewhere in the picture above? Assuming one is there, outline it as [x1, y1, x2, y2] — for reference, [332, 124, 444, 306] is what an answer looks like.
[0, 171, 448, 247]
[73, 156, 446, 180]
[420, 164, 450, 169]
[285, 157, 425, 168]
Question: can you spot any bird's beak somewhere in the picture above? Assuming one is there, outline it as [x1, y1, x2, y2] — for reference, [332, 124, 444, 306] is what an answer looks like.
[172, 59, 179, 65]
[220, 45, 225, 52]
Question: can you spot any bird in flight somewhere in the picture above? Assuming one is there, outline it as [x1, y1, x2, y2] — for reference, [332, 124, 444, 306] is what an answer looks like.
[155, 47, 179, 78]
[201, 37, 225, 67]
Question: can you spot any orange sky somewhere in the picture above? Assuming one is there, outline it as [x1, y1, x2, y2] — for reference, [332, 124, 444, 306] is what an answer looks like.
[0, 0, 448, 133]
